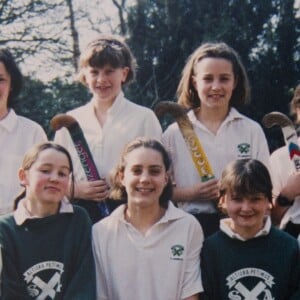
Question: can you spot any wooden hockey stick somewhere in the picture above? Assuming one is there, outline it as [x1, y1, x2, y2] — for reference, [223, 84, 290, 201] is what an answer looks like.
[51, 114, 110, 218]
[262, 111, 300, 171]
[155, 101, 214, 182]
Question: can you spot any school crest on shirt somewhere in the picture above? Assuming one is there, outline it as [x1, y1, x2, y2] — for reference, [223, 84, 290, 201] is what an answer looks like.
[23, 261, 64, 299]
[170, 244, 184, 260]
[237, 143, 251, 158]
[226, 268, 275, 300]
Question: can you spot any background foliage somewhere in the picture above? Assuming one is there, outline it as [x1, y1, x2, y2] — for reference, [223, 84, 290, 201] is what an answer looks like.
[1, 0, 299, 152]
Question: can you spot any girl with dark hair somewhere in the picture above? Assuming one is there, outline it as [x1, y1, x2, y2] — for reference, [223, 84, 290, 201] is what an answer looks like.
[201, 159, 300, 300]
[92, 138, 204, 300]
[0, 48, 47, 215]
[0, 142, 95, 299]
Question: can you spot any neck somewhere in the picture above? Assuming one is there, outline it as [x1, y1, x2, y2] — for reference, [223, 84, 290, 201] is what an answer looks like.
[24, 198, 59, 218]
[0, 107, 9, 121]
[125, 204, 166, 235]
[195, 106, 229, 134]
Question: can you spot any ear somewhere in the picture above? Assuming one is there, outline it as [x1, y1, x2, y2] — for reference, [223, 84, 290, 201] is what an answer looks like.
[18, 168, 28, 186]
[219, 195, 227, 210]
[121, 67, 130, 83]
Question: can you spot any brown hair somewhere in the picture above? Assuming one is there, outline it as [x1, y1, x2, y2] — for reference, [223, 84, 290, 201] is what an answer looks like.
[109, 138, 173, 209]
[14, 142, 75, 209]
[78, 34, 137, 86]
[219, 159, 272, 203]
[177, 42, 250, 109]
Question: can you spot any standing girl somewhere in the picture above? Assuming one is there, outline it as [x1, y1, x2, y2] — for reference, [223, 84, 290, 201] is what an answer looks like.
[0, 142, 96, 299]
[200, 159, 300, 299]
[0, 49, 47, 215]
[55, 34, 162, 223]
[92, 138, 203, 300]
[162, 42, 270, 237]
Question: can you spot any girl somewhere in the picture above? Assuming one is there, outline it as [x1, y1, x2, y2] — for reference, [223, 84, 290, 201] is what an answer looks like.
[55, 34, 162, 223]
[0, 142, 96, 299]
[162, 42, 270, 237]
[92, 138, 203, 300]
[201, 159, 300, 300]
[0, 48, 47, 215]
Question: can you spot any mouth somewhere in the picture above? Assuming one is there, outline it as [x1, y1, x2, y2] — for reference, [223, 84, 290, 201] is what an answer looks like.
[136, 187, 154, 193]
[45, 186, 60, 192]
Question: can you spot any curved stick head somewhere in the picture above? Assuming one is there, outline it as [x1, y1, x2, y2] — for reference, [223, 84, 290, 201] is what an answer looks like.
[50, 114, 78, 131]
[154, 101, 187, 119]
[262, 112, 294, 129]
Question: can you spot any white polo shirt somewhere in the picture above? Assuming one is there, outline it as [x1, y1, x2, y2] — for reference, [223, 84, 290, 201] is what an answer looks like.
[270, 140, 300, 229]
[92, 202, 203, 300]
[162, 108, 270, 214]
[54, 92, 162, 183]
[0, 109, 47, 214]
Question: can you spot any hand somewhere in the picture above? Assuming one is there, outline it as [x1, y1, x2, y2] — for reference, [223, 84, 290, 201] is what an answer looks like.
[74, 179, 110, 202]
[173, 178, 219, 203]
[280, 172, 300, 200]
[191, 178, 219, 201]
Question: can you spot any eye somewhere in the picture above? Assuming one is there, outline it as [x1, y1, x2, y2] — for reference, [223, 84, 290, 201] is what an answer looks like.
[231, 195, 243, 202]
[149, 167, 162, 176]
[203, 76, 213, 82]
[40, 168, 51, 174]
[131, 167, 142, 175]
[58, 171, 69, 178]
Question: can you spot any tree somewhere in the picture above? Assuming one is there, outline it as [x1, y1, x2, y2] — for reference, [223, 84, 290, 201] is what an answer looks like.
[126, 0, 300, 150]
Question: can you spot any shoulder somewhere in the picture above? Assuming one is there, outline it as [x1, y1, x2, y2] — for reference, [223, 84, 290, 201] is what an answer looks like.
[270, 144, 287, 160]
[71, 205, 92, 226]
[0, 214, 16, 238]
[16, 115, 44, 131]
[125, 99, 157, 116]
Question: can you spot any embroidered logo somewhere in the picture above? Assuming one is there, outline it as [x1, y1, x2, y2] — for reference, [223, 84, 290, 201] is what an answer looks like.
[237, 143, 251, 157]
[23, 261, 64, 299]
[170, 244, 184, 260]
[226, 268, 275, 300]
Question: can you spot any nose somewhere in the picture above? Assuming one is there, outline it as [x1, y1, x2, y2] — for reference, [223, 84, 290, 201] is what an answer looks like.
[211, 79, 221, 91]
[240, 199, 252, 211]
[49, 172, 59, 182]
[96, 71, 107, 82]
[139, 171, 150, 182]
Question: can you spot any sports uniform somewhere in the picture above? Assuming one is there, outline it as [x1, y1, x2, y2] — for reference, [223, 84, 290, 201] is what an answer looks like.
[162, 108, 270, 236]
[92, 201, 203, 300]
[0, 199, 96, 299]
[54, 92, 162, 222]
[0, 109, 47, 214]
[201, 217, 300, 300]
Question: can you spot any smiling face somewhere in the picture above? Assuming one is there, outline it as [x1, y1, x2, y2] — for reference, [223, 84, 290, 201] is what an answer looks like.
[84, 64, 129, 105]
[19, 148, 71, 214]
[0, 62, 11, 118]
[221, 192, 270, 238]
[120, 147, 168, 209]
[192, 57, 236, 112]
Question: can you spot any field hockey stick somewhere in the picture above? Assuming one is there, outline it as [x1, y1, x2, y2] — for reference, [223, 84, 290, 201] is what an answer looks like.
[155, 101, 215, 182]
[50, 114, 110, 217]
[262, 111, 300, 171]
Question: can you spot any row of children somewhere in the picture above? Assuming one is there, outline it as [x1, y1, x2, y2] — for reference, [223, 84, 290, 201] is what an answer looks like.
[0, 33, 299, 299]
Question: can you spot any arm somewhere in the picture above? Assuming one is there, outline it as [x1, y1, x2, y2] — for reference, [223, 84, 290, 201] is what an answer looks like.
[183, 294, 199, 300]
[172, 179, 219, 203]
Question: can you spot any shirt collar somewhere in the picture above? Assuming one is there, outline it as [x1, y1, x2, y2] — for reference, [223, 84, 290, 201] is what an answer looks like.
[14, 197, 74, 225]
[113, 201, 185, 225]
[188, 107, 244, 126]
[0, 109, 18, 132]
[220, 216, 271, 241]
[91, 91, 126, 117]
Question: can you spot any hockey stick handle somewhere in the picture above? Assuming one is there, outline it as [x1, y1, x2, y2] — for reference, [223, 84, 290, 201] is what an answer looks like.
[51, 114, 110, 217]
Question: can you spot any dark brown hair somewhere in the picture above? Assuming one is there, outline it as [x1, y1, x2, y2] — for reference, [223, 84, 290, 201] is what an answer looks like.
[109, 138, 173, 209]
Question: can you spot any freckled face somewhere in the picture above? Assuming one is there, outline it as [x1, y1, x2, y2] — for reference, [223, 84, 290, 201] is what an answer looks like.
[192, 58, 236, 111]
[120, 147, 168, 209]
